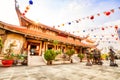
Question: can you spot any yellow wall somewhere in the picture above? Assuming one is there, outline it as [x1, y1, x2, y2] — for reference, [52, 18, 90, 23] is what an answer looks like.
[2, 33, 26, 54]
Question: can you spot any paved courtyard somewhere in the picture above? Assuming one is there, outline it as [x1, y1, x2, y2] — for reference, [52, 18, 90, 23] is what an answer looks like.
[0, 60, 120, 80]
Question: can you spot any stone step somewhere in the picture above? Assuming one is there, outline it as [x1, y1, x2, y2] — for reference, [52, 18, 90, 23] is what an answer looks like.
[28, 56, 46, 66]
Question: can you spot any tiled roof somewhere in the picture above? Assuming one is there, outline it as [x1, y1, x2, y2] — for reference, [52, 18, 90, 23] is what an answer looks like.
[0, 21, 96, 48]
[15, 6, 86, 40]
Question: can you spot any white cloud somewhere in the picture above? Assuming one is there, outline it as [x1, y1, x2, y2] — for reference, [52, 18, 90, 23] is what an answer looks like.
[0, 0, 120, 51]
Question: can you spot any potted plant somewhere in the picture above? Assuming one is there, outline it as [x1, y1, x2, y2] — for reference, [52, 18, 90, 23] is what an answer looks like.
[44, 49, 56, 65]
[2, 42, 16, 67]
[16, 54, 25, 65]
[65, 49, 75, 63]
[78, 53, 85, 62]
[0, 37, 3, 53]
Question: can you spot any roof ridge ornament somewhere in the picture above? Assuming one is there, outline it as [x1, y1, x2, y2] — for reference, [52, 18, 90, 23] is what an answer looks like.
[15, 0, 19, 8]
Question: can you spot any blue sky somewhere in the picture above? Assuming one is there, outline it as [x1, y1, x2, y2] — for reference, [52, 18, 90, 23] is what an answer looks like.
[0, 0, 120, 27]
[16, 0, 120, 27]
[0, 0, 120, 51]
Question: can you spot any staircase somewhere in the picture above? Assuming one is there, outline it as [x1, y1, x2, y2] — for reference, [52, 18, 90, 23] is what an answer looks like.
[28, 55, 46, 66]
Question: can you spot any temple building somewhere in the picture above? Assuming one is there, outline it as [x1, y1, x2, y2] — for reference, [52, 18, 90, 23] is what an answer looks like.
[0, 1, 96, 66]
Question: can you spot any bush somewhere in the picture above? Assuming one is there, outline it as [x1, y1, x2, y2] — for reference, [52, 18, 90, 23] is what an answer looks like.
[78, 53, 84, 59]
[44, 49, 56, 61]
[65, 49, 75, 57]
[55, 50, 61, 55]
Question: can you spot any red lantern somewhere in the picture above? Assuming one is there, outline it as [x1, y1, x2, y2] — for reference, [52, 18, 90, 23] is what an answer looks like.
[24, 10, 28, 13]
[22, 13, 25, 15]
[105, 11, 111, 16]
[111, 34, 114, 37]
[116, 38, 118, 40]
[101, 27, 104, 30]
[90, 16, 94, 20]
[115, 25, 118, 30]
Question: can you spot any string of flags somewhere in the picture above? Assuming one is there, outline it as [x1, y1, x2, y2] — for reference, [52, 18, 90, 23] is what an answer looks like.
[22, 0, 33, 16]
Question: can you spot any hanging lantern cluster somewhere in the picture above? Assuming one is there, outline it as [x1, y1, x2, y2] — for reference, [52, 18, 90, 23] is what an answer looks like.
[22, 0, 33, 16]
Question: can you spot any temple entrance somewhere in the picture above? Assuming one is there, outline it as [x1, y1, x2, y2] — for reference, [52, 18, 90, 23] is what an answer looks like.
[27, 41, 45, 66]
[48, 44, 54, 49]
[29, 42, 40, 56]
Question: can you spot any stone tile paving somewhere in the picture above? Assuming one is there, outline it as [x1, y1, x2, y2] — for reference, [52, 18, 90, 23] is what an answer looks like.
[0, 60, 120, 80]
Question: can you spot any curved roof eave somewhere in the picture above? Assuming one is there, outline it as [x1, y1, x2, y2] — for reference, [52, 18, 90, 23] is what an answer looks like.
[15, 5, 85, 41]
[0, 21, 93, 47]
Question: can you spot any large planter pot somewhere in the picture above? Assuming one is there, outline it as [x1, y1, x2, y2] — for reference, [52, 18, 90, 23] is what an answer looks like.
[16, 60, 24, 65]
[47, 60, 52, 65]
[70, 59, 73, 63]
[2, 60, 14, 67]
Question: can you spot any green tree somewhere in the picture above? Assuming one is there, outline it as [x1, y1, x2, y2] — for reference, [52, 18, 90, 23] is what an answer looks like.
[65, 49, 75, 63]
[44, 49, 58, 65]
[78, 53, 85, 62]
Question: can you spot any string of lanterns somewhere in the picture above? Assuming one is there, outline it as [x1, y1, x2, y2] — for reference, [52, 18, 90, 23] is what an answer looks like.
[53, 7, 120, 28]
[99, 41, 117, 44]
[82, 24, 120, 43]
[72, 25, 119, 33]
[83, 25, 118, 32]
[92, 35, 119, 40]
[20, 1, 120, 42]
[22, 0, 33, 16]
[92, 25, 119, 40]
